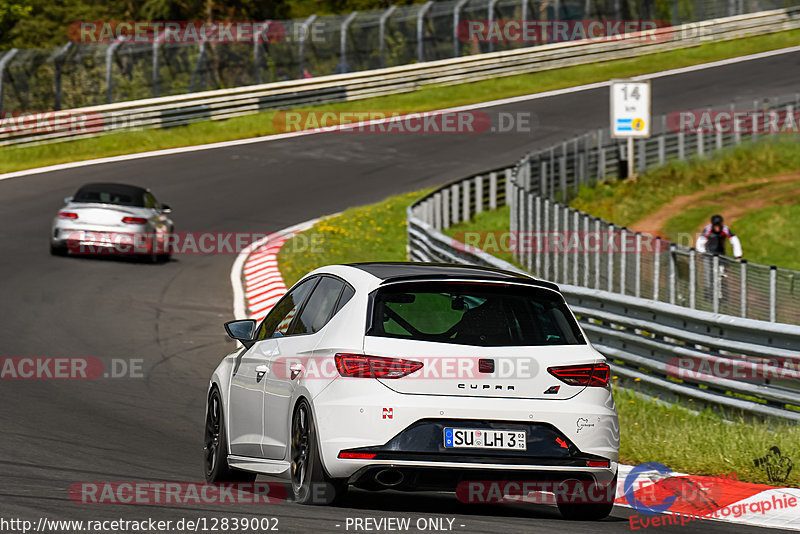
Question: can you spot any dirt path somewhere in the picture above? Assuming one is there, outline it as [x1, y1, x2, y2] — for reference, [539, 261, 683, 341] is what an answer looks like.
[630, 171, 800, 237]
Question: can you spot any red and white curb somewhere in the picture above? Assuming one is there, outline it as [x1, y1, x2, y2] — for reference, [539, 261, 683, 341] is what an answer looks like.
[615, 464, 800, 530]
[230, 219, 317, 321]
[229, 222, 798, 531]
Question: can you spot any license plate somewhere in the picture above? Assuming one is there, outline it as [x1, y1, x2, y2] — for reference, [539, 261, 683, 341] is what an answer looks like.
[443, 428, 526, 450]
[81, 231, 114, 245]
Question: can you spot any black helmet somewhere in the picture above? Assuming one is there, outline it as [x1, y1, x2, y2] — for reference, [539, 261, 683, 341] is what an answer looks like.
[711, 214, 723, 226]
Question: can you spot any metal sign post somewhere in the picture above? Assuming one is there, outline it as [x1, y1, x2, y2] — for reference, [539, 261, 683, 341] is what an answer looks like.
[610, 80, 651, 178]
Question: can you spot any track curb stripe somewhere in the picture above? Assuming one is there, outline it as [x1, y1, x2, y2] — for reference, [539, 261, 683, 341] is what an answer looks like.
[230, 219, 318, 322]
[614, 464, 799, 530]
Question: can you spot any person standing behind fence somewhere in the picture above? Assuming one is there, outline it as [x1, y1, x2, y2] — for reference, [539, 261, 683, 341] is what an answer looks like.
[696, 214, 743, 260]
[696, 214, 743, 304]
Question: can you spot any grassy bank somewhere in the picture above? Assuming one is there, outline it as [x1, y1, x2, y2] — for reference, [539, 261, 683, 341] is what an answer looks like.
[5, 29, 800, 174]
[276, 188, 799, 486]
[436, 140, 800, 271]
[658, 179, 800, 269]
[614, 385, 799, 486]
[568, 139, 800, 268]
[277, 190, 428, 287]
[569, 140, 800, 229]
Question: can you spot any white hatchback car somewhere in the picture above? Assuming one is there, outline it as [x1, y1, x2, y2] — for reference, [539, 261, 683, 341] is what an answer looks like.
[205, 263, 619, 519]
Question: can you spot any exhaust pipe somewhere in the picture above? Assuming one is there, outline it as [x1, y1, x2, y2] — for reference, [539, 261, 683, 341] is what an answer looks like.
[374, 469, 405, 487]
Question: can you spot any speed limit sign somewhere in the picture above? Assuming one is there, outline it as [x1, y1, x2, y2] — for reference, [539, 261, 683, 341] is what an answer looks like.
[610, 80, 651, 138]
[610, 80, 651, 178]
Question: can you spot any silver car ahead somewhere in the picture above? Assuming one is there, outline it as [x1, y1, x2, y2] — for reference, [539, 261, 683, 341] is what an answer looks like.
[50, 182, 173, 262]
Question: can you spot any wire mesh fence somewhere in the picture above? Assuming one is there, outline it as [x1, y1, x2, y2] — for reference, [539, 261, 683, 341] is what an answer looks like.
[509, 93, 800, 324]
[408, 169, 800, 418]
[0, 0, 797, 113]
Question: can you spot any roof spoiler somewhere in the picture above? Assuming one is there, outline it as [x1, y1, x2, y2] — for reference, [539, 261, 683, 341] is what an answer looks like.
[377, 274, 560, 292]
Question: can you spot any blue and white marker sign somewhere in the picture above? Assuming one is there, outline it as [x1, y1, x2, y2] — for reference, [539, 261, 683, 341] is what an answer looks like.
[611, 80, 651, 138]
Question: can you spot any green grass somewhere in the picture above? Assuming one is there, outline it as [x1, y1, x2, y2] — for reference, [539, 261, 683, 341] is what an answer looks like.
[277, 189, 429, 287]
[569, 139, 800, 229]
[614, 385, 800, 486]
[444, 205, 520, 268]
[276, 187, 800, 486]
[663, 204, 800, 269]
[434, 140, 800, 270]
[657, 178, 800, 268]
[5, 29, 800, 174]
[733, 205, 800, 269]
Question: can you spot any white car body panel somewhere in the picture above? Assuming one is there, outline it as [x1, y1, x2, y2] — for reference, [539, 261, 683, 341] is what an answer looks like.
[209, 263, 620, 489]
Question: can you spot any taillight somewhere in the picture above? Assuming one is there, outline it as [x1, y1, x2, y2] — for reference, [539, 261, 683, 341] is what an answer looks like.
[547, 363, 610, 387]
[58, 212, 78, 219]
[334, 353, 423, 379]
[122, 217, 148, 225]
[338, 451, 376, 459]
[586, 459, 610, 468]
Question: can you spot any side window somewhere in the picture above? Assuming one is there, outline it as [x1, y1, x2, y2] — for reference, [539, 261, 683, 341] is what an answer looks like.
[333, 284, 355, 315]
[255, 277, 318, 340]
[144, 192, 158, 209]
[289, 277, 345, 335]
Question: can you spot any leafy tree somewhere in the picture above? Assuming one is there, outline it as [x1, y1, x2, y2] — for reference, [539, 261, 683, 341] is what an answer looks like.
[0, 0, 33, 43]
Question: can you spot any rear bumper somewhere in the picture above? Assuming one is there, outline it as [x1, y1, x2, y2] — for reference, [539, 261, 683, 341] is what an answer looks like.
[51, 224, 153, 253]
[338, 418, 608, 464]
[311, 377, 619, 480]
[347, 464, 617, 498]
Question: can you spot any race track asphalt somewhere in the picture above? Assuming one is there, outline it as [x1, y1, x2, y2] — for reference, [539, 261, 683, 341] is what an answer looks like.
[1, 49, 799, 534]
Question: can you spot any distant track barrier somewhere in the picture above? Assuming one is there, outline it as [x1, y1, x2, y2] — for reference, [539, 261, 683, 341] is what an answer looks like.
[2, 8, 800, 147]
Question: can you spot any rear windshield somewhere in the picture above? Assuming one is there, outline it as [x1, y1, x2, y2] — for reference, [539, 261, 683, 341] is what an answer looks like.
[73, 187, 144, 207]
[367, 282, 585, 347]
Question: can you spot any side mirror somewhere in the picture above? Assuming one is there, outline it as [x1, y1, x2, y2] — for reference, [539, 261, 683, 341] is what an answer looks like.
[64, 196, 73, 204]
[224, 319, 256, 348]
[161, 203, 172, 214]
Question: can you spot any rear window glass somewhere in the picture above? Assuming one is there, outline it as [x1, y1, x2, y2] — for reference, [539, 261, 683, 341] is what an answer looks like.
[367, 282, 585, 347]
[73, 187, 145, 207]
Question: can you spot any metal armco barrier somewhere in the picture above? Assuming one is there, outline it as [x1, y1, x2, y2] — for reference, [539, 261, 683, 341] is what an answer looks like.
[2, 8, 800, 147]
[0, 0, 793, 113]
[407, 168, 800, 420]
[508, 93, 800, 324]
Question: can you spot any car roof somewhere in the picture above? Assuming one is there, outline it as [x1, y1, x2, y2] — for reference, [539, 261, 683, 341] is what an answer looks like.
[74, 183, 149, 196]
[344, 262, 559, 291]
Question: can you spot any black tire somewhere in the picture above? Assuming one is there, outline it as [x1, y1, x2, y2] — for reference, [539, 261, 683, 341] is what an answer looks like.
[148, 236, 160, 264]
[291, 399, 348, 505]
[50, 242, 67, 256]
[556, 475, 616, 521]
[204, 388, 257, 483]
[157, 229, 173, 262]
